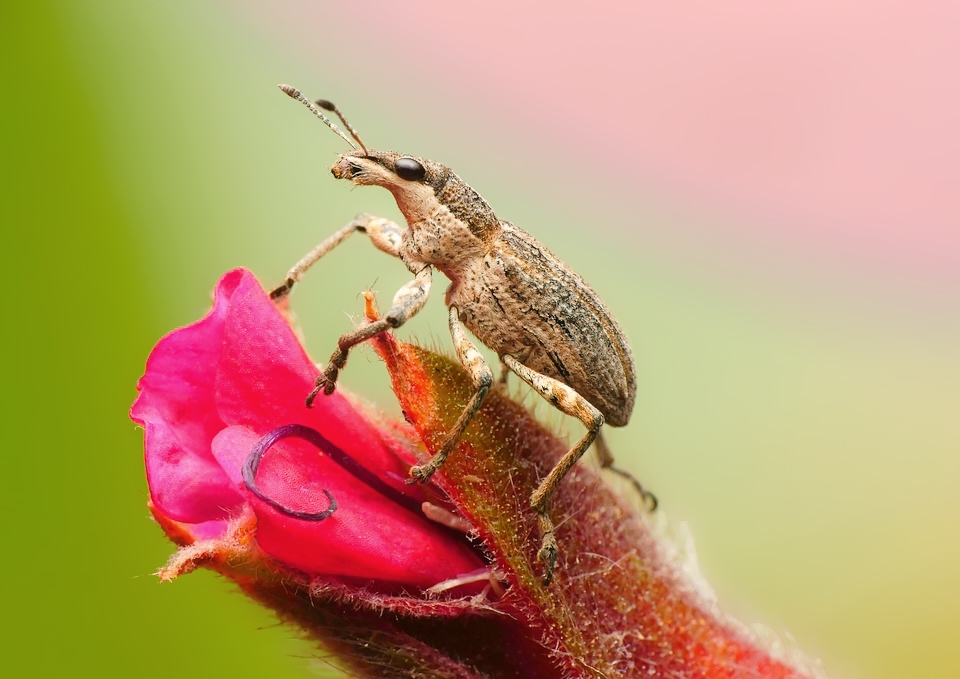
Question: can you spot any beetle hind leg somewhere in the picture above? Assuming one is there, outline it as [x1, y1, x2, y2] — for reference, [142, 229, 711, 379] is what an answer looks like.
[594, 430, 658, 512]
[501, 354, 603, 585]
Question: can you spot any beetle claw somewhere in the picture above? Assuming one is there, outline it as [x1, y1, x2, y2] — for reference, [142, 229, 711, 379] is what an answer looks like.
[537, 531, 559, 586]
[407, 463, 436, 485]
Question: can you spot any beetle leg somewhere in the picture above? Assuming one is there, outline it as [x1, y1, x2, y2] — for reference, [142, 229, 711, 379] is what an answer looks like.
[501, 354, 602, 585]
[270, 213, 405, 301]
[408, 306, 494, 484]
[306, 264, 432, 405]
[594, 431, 658, 512]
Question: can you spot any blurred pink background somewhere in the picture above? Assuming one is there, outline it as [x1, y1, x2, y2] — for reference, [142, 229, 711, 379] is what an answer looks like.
[245, 0, 960, 288]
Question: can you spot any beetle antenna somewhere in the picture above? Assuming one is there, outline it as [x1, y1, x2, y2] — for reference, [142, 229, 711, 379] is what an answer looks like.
[278, 84, 360, 152]
[314, 98, 369, 156]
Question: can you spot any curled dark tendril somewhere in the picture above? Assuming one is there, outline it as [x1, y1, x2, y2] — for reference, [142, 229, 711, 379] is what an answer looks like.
[243, 425, 337, 520]
[243, 423, 425, 521]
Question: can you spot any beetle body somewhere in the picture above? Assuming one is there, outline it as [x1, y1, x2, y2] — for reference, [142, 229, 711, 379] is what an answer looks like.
[452, 223, 636, 427]
[331, 150, 636, 427]
[276, 87, 653, 584]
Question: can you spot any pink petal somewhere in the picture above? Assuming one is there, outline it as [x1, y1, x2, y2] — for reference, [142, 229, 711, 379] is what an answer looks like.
[209, 425, 250, 486]
[221, 426, 484, 586]
[131, 270, 247, 523]
[212, 270, 418, 502]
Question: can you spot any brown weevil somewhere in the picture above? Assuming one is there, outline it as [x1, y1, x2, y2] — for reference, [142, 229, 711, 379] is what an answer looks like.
[272, 85, 656, 585]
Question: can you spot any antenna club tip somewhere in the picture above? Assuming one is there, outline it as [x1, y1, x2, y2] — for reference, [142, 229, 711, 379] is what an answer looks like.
[315, 99, 336, 112]
[278, 84, 300, 99]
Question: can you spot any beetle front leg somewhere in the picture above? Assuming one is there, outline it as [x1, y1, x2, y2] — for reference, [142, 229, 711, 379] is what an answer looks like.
[270, 214, 405, 301]
[408, 306, 494, 484]
[501, 354, 603, 585]
[306, 264, 432, 406]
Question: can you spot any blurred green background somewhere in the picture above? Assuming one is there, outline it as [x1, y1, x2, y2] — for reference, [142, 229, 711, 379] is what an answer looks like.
[2, 2, 958, 677]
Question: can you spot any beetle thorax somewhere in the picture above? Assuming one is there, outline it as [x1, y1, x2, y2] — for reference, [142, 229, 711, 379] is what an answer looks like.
[392, 174, 499, 272]
[401, 204, 488, 271]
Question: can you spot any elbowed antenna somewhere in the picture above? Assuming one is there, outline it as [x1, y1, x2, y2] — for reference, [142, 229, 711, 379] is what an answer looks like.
[314, 98, 368, 156]
[278, 84, 362, 153]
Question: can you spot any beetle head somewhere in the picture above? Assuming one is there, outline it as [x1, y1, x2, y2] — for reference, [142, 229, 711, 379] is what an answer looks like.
[279, 85, 453, 224]
[279, 84, 496, 236]
[332, 150, 451, 224]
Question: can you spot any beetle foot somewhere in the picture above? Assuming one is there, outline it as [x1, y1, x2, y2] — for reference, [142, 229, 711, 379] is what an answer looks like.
[305, 370, 338, 408]
[306, 349, 349, 407]
[537, 531, 559, 586]
[269, 279, 294, 301]
[406, 462, 437, 485]
[535, 512, 559, 585]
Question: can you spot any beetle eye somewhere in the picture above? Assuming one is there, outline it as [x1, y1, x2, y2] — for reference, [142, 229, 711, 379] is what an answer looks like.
[395, 157, 426, 181]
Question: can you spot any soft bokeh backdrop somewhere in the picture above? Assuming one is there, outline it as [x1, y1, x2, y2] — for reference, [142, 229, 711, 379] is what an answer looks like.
[3, 1, 958, 677]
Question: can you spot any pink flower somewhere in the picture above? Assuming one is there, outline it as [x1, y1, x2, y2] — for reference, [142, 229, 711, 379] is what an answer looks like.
[133, 268, 823, 678]
[131, 268, 484, 591]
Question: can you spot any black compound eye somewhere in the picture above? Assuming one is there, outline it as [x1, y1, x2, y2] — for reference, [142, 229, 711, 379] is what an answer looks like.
[395, 157, 426, 181]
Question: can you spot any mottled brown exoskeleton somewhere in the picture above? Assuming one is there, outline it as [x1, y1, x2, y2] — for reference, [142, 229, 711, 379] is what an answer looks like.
[272, 85, 655, 585]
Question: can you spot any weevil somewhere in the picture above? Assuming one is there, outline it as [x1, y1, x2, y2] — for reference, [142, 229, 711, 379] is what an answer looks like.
[272, 85, 656, 585]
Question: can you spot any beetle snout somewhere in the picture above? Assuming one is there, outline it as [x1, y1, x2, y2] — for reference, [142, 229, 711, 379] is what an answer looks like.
[330, 156, 370, 182]
[331, 158, 353, 179]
